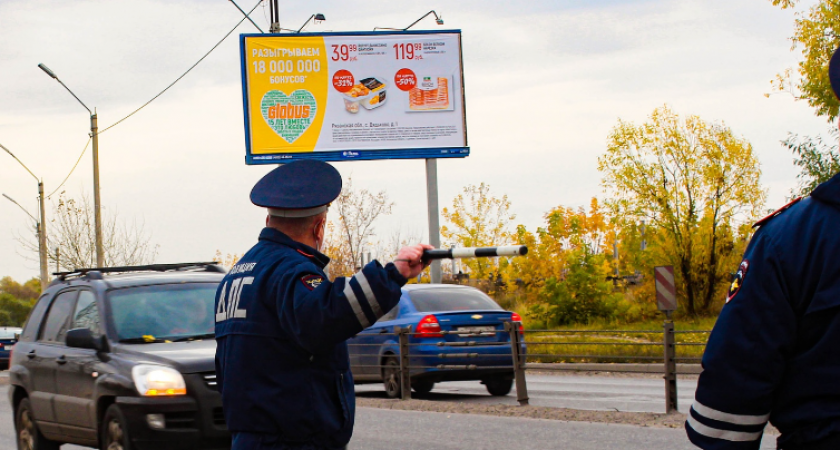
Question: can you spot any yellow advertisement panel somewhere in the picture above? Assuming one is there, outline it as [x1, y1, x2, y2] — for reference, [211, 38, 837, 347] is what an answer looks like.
[245, 36, 328, 154]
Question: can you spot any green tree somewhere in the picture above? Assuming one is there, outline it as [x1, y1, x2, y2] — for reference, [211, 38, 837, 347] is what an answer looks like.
[529, 246, 620, 326]
[783, 130, 840, 196]
[598, 106, 766, 316]
[0, 276, 40, 300]
[441, 183, 516, 282]
[0, 276, 39, 327]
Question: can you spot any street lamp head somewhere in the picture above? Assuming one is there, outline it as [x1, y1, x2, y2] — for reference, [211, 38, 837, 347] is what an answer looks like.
[401, 11, 445, 31]
[297, 13, 326, 32]
[38, 63, 58, 79]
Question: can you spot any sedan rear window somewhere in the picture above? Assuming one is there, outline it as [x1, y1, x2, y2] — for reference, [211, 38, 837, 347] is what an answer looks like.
[0, 329, 21, 339]
[409, 288, 503, 313]
[108, 283, 217, 341]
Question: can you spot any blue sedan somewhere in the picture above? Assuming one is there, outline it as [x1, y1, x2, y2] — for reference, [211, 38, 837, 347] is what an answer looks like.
[348, 284, 524, 398]
[0, 327, 21, 370]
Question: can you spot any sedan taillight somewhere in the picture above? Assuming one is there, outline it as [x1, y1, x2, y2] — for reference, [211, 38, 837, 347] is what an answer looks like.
[416, 315, 442, 338]
[511, 312, 524, 334]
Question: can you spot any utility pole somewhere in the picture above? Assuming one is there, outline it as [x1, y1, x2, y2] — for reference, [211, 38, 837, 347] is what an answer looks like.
[269, 0, 280, 33]
[1, 143, 49, 290]
[38, 181, 48, 287]
[91, 111, 103, 267]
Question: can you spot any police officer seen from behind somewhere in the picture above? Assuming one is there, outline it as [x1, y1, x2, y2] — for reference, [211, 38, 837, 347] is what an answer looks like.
[215, 159, 433, 450]
[685, 172, 840, 450]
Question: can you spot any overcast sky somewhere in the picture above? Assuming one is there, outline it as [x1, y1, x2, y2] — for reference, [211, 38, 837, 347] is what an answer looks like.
[0, 0, 828, 282]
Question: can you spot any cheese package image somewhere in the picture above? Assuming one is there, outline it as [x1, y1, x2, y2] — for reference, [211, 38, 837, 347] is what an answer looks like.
[408, 75, 453, 111]
[341, 77, 387, 114]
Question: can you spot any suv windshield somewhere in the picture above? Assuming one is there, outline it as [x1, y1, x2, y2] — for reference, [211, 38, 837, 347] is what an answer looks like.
[409, 288, 503, 313]
[108, 283, 217, 342]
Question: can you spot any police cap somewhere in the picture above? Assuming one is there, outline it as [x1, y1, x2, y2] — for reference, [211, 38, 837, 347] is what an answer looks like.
[250, 159, 342, 217]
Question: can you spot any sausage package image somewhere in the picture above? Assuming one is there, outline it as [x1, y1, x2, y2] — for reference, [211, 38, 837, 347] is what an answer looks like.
[408, 75, 453, 111]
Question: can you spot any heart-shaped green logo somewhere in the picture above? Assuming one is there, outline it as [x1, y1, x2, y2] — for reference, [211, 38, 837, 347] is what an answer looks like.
[261, 89, 318, 144]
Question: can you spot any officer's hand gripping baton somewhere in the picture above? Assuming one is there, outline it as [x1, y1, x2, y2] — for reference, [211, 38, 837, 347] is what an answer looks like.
[421, 245, 528, 263]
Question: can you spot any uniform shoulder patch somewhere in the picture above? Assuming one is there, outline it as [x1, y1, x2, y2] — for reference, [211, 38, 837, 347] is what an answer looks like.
[753, 197, 802, 228]
[726, 260, 749, 303]
[300, 274, 324, 291]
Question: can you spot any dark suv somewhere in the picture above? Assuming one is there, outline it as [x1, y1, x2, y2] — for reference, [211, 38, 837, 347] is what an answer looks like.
[8, 263, 229, 450]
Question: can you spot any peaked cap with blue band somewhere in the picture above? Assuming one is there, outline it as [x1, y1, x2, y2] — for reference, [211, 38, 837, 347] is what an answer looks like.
[250, 159, 342, 218]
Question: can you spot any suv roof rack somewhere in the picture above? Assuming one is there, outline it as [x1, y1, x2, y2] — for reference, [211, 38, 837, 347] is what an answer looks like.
[53, 262, 226, 282]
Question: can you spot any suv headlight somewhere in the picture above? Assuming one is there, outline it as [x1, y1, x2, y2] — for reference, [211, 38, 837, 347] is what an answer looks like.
[132, 365, 187, 396]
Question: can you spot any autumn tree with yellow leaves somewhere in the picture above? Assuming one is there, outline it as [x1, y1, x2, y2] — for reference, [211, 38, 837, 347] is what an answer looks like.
[441, 183, 516, 282]
[506, 199, 623, 326]
[599, 106, 765, 316]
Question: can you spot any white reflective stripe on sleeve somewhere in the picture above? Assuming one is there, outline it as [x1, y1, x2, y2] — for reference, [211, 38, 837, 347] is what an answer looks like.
[354, 271, 382, 316]
[687, 415, 763, 442]
[342, 281, 370, 328]
[692, 402, 770, 426]
[452, 248, 477, 258]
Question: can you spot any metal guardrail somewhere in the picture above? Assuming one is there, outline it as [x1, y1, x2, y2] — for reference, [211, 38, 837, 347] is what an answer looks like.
[347, 321, 710, 412]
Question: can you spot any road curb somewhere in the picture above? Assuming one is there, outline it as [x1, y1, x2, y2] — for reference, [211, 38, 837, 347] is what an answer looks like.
[526, 363, 702, 374]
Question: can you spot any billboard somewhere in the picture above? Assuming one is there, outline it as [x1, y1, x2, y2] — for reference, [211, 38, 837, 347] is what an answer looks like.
[240, 30, 468, 164]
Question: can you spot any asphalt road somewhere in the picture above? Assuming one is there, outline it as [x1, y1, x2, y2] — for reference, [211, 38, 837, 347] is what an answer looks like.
[351, 408, 778, 450]
[356, 373, 699, 414]
[0, 375, 777, 450]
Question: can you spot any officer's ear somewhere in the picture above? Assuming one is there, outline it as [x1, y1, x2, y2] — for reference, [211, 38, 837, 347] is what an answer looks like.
[313, 214, 327, 240]
[266, 215, 271, 227]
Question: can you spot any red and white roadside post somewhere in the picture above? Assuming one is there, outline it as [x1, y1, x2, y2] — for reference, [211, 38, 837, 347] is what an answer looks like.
[655, 265, 678, 413]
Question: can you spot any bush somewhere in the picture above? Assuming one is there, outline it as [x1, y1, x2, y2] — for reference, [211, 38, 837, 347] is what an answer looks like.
[527, 248, 621, 326]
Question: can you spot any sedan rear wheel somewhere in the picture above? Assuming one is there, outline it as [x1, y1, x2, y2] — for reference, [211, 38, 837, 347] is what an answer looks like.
[382, 357, 402, 399]
[101, 404, 133, 450]
[411, 380, 435, 395]
[484, 377, 513, 396]
[16, 398, 59, 450]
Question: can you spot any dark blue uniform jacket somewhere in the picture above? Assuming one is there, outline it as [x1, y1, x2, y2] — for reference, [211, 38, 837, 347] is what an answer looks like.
[214, 228, 407, 448]
[686, 173, 840, 449]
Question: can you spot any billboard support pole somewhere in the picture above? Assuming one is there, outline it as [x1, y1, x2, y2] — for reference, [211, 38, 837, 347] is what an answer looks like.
[425, 158, 442, 284]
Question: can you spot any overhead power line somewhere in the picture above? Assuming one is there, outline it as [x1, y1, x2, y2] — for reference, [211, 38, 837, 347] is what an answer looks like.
[48, 137, 91, 199]
[98, 0, 263, 135]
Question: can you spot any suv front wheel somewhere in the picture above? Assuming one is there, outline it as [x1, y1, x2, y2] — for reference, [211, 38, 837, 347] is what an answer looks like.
[16, 398, 60, 450]
[101, 404, 133, 450]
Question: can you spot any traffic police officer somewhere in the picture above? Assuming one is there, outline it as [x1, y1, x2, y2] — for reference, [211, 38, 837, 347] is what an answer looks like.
[685, 172, 840, 449]
[215, 159, 432, 450]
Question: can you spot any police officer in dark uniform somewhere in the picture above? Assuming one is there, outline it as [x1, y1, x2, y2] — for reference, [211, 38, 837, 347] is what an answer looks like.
[215, 159, 432, 450]
[685, 171, 840, 449]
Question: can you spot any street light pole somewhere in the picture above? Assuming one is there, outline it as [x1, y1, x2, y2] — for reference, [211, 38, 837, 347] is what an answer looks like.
[38, 63, 104, 267]
[1, 143, 49, 291]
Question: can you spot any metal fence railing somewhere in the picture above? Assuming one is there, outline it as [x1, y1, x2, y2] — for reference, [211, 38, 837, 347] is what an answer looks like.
[347, 322, 710, 412]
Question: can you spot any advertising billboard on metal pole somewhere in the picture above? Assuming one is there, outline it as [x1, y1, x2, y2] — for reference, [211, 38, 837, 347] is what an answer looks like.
[240, 30, 469, 164]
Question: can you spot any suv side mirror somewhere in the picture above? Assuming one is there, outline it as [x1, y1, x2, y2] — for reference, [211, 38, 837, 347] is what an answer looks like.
[66, 328, 108, 352]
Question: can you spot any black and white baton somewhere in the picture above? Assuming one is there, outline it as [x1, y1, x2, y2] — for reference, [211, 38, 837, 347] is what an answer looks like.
[421, 245, 528, 263]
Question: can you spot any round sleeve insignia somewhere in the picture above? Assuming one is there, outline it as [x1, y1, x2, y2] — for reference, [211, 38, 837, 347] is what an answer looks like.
[726, 260, 749, 303]
[301, 274, 324, 291]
